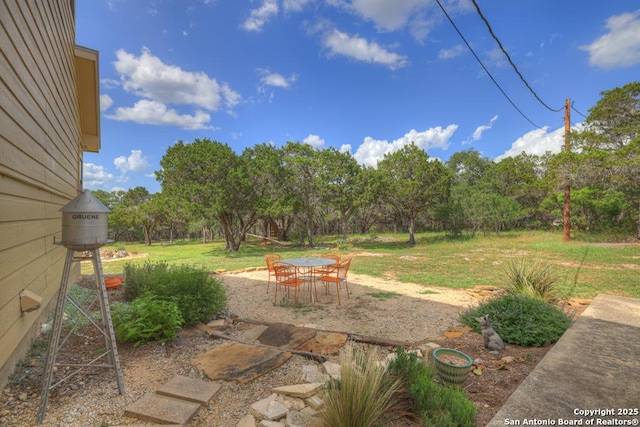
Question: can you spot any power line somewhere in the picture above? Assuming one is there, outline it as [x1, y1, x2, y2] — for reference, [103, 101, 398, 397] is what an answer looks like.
[571, 102, 588, 119]
[433, 0, 542, 129]
[470, 0, 564, 113]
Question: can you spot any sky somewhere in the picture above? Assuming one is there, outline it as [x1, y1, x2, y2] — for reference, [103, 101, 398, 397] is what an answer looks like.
[76, 0, 640, 194]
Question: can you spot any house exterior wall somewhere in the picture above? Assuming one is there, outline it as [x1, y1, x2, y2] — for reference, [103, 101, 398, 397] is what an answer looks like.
[0, 0, 90, 388]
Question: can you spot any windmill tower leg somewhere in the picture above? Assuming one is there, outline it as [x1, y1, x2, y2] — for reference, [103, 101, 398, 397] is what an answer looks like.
[37, 248, 125, 424]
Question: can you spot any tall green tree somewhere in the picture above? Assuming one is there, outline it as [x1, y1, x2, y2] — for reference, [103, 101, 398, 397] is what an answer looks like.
[317, 147, 363, 241]
[352, 166, 386, 234]
[446, 148, 492, 187]
[243, 143, 299, 241]
[492, 153, 547, 227]
[157, 139, 258, 251]
[378, 144, 451, 244]
[443, 149, 494, 235]
[570, 81, 640, 236]
[282, 142, 320, 247]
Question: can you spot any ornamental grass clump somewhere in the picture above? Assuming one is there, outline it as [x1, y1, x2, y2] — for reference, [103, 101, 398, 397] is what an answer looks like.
[502, 258, 559, 302]
[386, 348, 476, 427]
[318, 343, 404, 427]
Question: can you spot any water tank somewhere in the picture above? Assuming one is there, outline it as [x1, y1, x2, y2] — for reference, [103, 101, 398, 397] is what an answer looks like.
[60, 190, 110, 250]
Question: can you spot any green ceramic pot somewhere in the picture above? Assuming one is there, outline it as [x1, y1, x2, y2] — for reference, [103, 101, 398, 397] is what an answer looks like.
[432, 347, 473, 387]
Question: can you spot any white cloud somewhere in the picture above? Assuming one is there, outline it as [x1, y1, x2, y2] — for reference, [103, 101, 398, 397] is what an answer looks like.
[114, 48, 240, 112]
[109, 48, 240, 129]
[303, 134, 325, 148]
[486, 47, 507, 68]
[353, 124, 458, 167]
[340, 144, 352, 153]
[83, 163, 114, 188]
[107, 100, 212, 130]
[116, 174, 130, 184]
[580, 10, 640, 69]
[348, 0, 428, 31]
[495, 126, 567, 161]
[283, 0, 314, 13]
[438, 44, 465, 60]
[257, 68, 298, 88]
[100, 78, 119, 89]
[114, 150, 151, 174]
[241, 0, 278, 32]
[323, 29, 408, 70]
[472, 115, 499, 141]
[329, 0, 472, 41]
[100, 94, 113, 112]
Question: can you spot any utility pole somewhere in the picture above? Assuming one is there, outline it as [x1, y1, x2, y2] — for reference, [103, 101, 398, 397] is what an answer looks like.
[563, 98, 571, 242]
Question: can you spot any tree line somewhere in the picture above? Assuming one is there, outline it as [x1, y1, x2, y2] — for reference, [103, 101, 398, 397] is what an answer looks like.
[93, 81, 640, 250]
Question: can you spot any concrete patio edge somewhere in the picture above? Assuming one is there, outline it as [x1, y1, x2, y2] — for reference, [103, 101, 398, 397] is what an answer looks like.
[486, 294, 640, 426]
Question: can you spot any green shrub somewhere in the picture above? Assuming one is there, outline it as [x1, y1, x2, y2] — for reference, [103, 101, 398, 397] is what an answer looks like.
[123, 260, 169, 301]
[123, 262, 227, 325]
[319, 343, 404, 427]
[502, 258, 559, 302]
[110, 296, 183, 346]
[151, 265, 227, 325]
[335, 238, 353, 250]
[386, 348, 476, 427]
[461, 295, 573, 347]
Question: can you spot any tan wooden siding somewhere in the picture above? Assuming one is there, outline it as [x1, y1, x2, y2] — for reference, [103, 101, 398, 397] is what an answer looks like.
[0, 0, 84, 387]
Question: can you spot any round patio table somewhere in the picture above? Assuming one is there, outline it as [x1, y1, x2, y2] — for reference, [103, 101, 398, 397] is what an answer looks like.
[281, 257, 337, 269]
[279, 257, 337, 302]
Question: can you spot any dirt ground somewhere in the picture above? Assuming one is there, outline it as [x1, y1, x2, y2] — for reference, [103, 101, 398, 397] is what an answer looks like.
[223, 268, 587, 426]
[0, 266, 589, 426]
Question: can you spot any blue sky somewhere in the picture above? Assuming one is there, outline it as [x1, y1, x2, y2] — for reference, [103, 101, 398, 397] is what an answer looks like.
[77, 1, 640, 194]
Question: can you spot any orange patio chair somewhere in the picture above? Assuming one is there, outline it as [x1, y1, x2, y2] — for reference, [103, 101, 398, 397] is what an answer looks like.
[273, 262, 309, 306]
[265, 254, 282, 293]
[315, 253, 340, 276]
[318, 258, 351, 305]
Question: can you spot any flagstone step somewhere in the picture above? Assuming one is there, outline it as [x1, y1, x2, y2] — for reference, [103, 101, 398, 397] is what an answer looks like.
[156, 374, 222, 405]
[124, 375, 221, 426]
[124, 393, 201, 425]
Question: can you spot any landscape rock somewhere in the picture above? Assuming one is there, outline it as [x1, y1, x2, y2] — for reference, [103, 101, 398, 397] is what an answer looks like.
[270, 383, 324, 399]
[304, 395, 324, 410]
[236, 414, 256, 427]
[275, 395, 305, 411]
[285, 409, 308, 427]
[250, 394, 288, 421]
[321, 361, 341, 379]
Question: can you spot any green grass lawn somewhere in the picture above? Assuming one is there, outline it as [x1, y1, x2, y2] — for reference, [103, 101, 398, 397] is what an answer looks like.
[91, 231, 640, 300]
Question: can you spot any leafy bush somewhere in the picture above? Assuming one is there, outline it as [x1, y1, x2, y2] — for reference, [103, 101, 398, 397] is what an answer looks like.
[335, 238, 353, 250]
[150, 265, 227, 325]
[111, 296, 183, 346]
[319, 343, 404, 427]
[386, 348, 476, 427]
[123, 262, 227, 325]
[123, 261, 169, 301]
[502, 258, 559, 302]
[461, 295, 573, 347]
